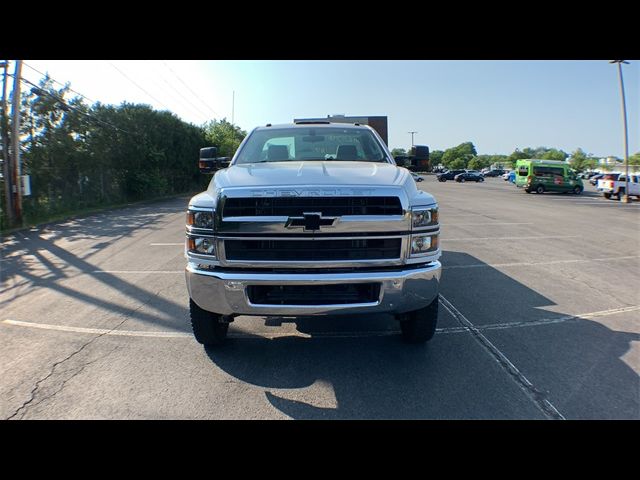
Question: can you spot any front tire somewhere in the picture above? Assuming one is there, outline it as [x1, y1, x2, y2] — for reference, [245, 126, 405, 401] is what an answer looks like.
[535, 185, 545, 194]
[603, 193, 611, 199]
[397, 296, 439, 344]
[190, 299, 228, 346]
[573, 186, 582, 195]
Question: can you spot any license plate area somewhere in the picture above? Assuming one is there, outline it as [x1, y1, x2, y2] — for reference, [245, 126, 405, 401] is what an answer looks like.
[246, 283, 381, 306]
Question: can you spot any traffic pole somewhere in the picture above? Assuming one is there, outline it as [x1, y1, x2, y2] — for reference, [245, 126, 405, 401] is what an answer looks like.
[1, 60, 14, 226]
[10, 60, 22, 225]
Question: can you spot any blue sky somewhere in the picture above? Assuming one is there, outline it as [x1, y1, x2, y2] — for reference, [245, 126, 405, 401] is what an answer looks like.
[24, 60, 639, 158]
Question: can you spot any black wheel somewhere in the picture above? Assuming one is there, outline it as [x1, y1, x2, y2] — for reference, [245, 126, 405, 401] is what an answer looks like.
[535, 185, 545, 194]
[460, 178, 465, 183]
[440, 178, 446, 182]
[616, 189, 625, 201]
[397, 296, 439, 344]
[478, 177, 484, 182]
[525, 189, 532, 194]
[189, 299, 228, 346]
[573, 186, 582, 195]
[603, 193, 611, 199]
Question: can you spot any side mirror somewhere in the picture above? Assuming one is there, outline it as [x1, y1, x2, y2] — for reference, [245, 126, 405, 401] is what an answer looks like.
[199, 147, 233, 173]
[199, 147, 222, 174]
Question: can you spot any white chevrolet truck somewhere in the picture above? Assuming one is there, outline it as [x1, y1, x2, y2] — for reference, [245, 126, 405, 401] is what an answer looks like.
[185, 122, 441, 346]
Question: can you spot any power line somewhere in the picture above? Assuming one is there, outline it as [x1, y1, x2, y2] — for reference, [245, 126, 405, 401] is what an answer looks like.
[150, 62, 213, 122]
[161, 61, 220, 118]
[17, 75, 133, 136]
[22, 61, 98, 105]
[108, 62, 173, 112]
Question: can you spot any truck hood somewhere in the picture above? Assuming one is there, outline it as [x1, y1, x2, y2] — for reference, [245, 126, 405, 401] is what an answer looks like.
[189, 161, 437, 209]
[215, 161, 407, 188]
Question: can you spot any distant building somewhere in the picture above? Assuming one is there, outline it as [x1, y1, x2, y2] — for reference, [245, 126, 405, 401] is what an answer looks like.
[598, 156, 623, 166]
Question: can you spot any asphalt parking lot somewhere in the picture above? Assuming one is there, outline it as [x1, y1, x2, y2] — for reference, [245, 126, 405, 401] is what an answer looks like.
[1, 177, 638, 419]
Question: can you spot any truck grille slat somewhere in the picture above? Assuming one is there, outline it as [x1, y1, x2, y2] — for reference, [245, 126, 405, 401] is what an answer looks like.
[223, 196, 402, 217]
[224, 238, 401, 261]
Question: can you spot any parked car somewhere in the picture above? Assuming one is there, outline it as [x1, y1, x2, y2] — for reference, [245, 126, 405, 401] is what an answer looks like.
[437, 169, 466, 182]
[411, 172, 424, 182]
[483, 169, 505, 177]
[454, 171, 484, 183]
[502, 171, 515, 182]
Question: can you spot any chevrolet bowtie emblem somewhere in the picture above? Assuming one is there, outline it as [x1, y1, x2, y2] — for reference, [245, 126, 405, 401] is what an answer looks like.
[285, 212, 338, 231]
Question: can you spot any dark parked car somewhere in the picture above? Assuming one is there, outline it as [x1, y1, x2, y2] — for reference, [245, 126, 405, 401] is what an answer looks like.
[455, 171, 485, 183]
[483, 169, 505, 177]
[437, 169, 466, 182]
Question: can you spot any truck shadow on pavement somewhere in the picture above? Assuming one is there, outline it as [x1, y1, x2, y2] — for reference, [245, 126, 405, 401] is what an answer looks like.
[204, 251, 639, 420]
[0, 198, 191, 331]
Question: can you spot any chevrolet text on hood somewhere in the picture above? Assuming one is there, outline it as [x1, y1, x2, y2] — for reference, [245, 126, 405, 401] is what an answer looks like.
[185, 122, 442, 347]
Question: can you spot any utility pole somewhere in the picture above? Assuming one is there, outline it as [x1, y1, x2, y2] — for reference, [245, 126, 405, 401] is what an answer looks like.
[10, 60, 22, 225]
[408, 131, 417, 148]
[610, 60, 630, 203]
[231, 90, 235, 125]
[1, 60, 13, 226]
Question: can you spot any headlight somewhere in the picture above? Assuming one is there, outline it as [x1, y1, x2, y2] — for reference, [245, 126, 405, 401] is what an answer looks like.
[412, 207, 438, 228]
[410, 234, 439, 256]
[187, 236, 216, 256]
[187, 210, 214, 229]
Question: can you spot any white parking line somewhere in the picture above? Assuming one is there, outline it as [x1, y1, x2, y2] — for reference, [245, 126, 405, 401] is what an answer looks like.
[443, 235, 577, 241]
[92, 270, 183, 274]
[1, 320, 192, 337]
[443, 254, 640, 270]
[5, 303, 637, 341]
[150, 243, 183, 246]
[438, 294, 565, 420]
[441, 222, 533, 226]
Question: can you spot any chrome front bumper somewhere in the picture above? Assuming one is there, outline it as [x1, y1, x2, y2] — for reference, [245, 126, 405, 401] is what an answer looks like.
[185, 261, 441, 316]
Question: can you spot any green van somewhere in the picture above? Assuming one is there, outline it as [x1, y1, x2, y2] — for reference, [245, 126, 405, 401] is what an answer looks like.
[515, 159, 583, 194]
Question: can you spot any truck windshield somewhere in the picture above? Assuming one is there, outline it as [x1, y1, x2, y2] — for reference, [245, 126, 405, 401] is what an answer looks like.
[235, 127, 389, 164]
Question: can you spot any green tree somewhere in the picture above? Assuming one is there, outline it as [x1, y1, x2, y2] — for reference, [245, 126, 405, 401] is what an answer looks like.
[203, 119, 247, 158]
[467, 157, 485, 171]
[442, 142, 477, 169]
[540, 148, 568, 161]
[14, 76, 210, 227]
[429, 150, 444, 166]
[449, 158, 467, 169]
[507, 149, 533, 168]
[391, 148, 407, 157]
[628, 152, 640, 166]
[568, 148, 597, 172]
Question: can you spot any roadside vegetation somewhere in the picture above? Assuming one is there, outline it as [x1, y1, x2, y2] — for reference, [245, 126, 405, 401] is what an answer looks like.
[393, 144, 640, 173]
[1, 76, 246, 231]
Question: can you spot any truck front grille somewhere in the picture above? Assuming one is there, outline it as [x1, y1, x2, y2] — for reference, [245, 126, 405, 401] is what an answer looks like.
[224, 238, 402, 261]
[222, 196, 402, 217]
[247, 283, 381, 305]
